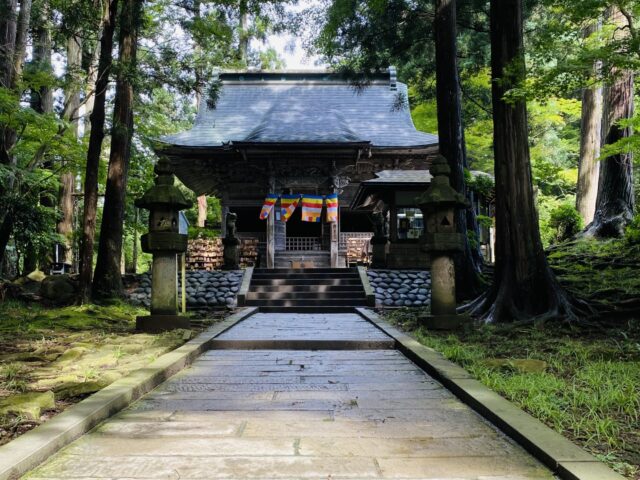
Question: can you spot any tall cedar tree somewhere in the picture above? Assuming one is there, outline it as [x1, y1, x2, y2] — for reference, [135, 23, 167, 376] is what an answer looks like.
[79, 0, 119, 300]
[57, 32, 83, 265]
[469, 0, 578, 322]
[92, 0, 141, 299]
[26, 0, 54, 273]
[0, 0, 32, 270]
[584, 9, 634, 238]
[575, 22, 602, 224]
[433, 0, 483, 299]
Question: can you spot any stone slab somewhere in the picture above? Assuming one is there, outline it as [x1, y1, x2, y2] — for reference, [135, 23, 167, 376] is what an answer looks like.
[355, 308, 626, 480]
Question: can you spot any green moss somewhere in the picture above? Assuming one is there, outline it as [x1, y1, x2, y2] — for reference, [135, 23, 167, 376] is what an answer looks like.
[0, 300, 190, 446]
[0, 391, 55, 419]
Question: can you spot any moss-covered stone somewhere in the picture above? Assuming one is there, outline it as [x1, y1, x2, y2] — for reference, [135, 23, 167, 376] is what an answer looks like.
[0, 352, 49, 363]
[0, 391, 55, 419]
[55, 347, 89, 365]
[53, 381, 109, 400]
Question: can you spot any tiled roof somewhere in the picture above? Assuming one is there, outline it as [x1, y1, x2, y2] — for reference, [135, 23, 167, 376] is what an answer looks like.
[363, 170, 433, 184]
[160, 70, 438, 149]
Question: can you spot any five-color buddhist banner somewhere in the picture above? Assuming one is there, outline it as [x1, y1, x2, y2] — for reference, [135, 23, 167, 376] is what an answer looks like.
[301, 195, 324, 223]
[325, 193, 338, 223]
[280, 194, 301, 222]
[259, 194, 278, 220]
[259, 194, 339, 223]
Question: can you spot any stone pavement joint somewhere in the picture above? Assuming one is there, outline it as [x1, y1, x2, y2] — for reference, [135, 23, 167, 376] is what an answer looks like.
[25, 311, 556, 480]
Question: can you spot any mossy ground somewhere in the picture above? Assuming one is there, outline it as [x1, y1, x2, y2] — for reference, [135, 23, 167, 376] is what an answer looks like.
[547, 237, 640, 317]
[0, 300, 190, 446]
[385, 309, 640, 479]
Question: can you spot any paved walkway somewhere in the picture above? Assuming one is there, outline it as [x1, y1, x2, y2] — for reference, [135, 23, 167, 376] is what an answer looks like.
[26, 312, 555, 479]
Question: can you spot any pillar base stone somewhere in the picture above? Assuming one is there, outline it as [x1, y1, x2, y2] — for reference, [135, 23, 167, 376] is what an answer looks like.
[419, 313, 469, 330]
[136, 315, 190, 333]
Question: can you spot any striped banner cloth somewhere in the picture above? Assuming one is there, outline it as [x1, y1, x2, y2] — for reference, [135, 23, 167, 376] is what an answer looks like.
[280, 194, 301, 222]
[259, 194, 278, 220]
[325, 193, 338, 222]
[301, 195, 324, 223]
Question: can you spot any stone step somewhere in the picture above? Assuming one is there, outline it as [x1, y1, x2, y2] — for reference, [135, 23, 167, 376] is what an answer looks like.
[248, 285, 365, 293]
[246, 291, 365, 300]
[244, 298, 369, 307]
[254, 268, 356, 274]
[250, 278, 363, 286]
[252, 272, 359, 280]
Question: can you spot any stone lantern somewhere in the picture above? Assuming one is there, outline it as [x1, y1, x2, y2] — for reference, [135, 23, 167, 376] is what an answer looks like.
[416, 155, 468, 329]
[135, 157, 192, 332]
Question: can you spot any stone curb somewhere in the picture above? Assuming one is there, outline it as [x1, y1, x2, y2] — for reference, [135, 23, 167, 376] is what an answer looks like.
[0, 307, 258, 480]
[355, 308, 626, 480]
[236, 266, 253, 306]
[356, 266, 376, 307]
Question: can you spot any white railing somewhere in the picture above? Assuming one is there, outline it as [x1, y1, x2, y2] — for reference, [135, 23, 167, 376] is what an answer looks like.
[285, 237, 323, 251]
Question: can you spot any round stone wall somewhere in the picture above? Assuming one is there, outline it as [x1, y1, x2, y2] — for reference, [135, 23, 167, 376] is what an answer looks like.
[127, 270, 244, 309]
[367, 270, 431, 307]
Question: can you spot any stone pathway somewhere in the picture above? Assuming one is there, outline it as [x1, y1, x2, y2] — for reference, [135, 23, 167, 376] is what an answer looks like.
[26, 312, 555, 479]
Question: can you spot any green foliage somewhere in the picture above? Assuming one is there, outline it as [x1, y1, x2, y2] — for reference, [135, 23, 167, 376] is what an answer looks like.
[468, 172, 495, 197]
[410, 98, 438, 134]
[386, 314, 640, 478]
[476, 214, 493, 229]
[624, 215, 640, 245]
[548, 203, 584, 243]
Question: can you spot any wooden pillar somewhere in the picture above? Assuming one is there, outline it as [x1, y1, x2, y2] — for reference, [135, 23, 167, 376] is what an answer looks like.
[330, 209, 339, 267]
[330, 184, 340, 267]
[266, 176, 275, 268]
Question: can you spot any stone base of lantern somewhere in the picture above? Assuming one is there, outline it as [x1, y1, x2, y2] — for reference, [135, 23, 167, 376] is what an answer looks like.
[136, 314, 190, 333]
[419, 313, 469, 330]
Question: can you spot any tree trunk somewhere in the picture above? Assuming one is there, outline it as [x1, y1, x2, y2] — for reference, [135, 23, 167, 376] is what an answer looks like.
[92, 0, 142, 299]
[57, 33, 83, 267]
[3, 0, 31, 154]
[29, 1, 53, 270]
[583, 72, 634, 237]
[469, 0, 577, 323]
[30, 2, 53, 114]
[583, 9, 634, 238]
[0, 1, 17, 91]
[0, 0, 30, 270]
[238, 0, 248, 63]
[433, 0, 483, 300]
[576, 23, 603, 225]
[79, 0, 119, 301]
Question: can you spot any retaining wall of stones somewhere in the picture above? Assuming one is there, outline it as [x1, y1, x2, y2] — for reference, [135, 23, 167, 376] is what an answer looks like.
[367, 270, 431, 307]
[127, 270, 244, 309]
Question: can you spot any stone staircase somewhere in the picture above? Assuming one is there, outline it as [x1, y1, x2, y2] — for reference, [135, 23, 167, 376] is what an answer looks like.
[274, 251, 331, 268]
[241, 268, 373, 311]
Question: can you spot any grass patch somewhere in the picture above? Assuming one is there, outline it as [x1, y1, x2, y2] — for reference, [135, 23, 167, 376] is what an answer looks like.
[385, 309, 640, 478]
[0, 300, 191, 446]
[547, 237, 640, 317]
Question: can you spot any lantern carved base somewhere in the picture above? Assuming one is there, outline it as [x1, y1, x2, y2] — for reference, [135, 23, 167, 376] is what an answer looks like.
[136, 315, 190, 333]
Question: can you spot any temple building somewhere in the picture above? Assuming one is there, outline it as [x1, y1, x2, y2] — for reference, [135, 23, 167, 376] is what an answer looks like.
[155, 68, 445, 268]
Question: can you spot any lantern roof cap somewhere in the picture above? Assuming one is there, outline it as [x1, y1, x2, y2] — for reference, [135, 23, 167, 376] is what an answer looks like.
[135, 159, 193, 210]
[416, 156, 468, 209]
